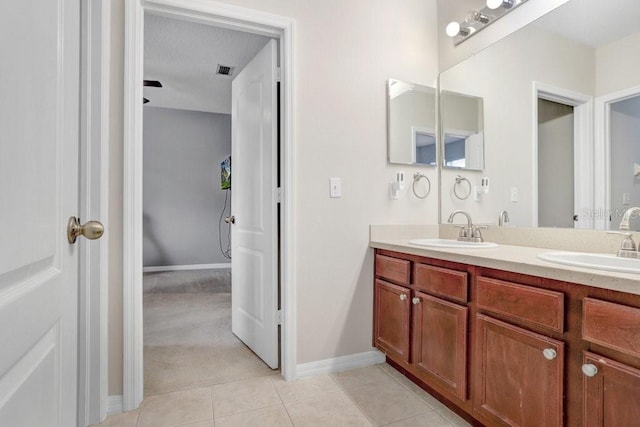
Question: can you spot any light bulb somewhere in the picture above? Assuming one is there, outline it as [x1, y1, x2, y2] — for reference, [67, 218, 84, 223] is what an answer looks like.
[446, 22, 470, 38]
[487, 0, 513, 10]
[446, 21, 461, 37]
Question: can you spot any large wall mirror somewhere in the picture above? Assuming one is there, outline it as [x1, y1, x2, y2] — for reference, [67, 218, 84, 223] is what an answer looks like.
[439, 0, 640, 230]
[388, 79, 437, 166]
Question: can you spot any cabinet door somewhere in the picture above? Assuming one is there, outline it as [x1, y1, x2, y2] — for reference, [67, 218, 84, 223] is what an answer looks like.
[374, 279, 411, 363]
[412, 292, 468, 400]
[475, 314, 564, 427]
[583, 351, 640, 427]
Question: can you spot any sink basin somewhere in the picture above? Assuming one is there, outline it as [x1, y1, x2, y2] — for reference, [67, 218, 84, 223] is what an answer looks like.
[538, 251, 640, 274]
[408, 239, 498, 249]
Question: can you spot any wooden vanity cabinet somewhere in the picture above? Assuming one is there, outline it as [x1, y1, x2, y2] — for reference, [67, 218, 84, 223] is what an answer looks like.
[582, 351, 640, 427]
[475, 314, 564, 427]
[581, 298, 640, 427]
[411, 291, 468, 400]
[373, 249, 640, 426]
[374, 279, 411, 363]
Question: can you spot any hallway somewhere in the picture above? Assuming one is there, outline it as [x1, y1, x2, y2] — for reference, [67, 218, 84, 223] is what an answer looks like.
[143, 269, 273, 396]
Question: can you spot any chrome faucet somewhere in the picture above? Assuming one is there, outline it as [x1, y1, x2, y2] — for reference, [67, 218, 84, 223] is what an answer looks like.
[619, 207, 640, 231]
[448, 210, 486, 242]
[610, 207, 640, 258]
[498, 210, 510, 227]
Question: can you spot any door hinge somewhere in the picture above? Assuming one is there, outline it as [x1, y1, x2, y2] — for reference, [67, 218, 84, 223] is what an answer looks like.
[277, 309, 283, 325]
[276, 67, 282, 82]
[276, 187, 282, 203]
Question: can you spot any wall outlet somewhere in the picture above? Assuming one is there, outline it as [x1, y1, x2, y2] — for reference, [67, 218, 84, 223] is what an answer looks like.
[510, 187, 519, 202]
[330, 177, 342, 198]
[623, 192, 631, 205]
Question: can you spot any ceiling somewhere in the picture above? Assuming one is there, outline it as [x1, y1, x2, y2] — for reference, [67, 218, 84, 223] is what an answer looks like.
[144, 13, 272, 114]
[534, 0, 640, 48]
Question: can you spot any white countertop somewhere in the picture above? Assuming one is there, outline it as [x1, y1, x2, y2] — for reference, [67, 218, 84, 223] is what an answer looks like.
[370, 237, 640, 296]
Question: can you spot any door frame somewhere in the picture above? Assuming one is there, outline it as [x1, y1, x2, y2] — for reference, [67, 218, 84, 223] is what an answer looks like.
[532, 82, 594, 228]
[123, 0, 297, 411]
[79, 0, 111, 425]
[594, 85, 640, 230]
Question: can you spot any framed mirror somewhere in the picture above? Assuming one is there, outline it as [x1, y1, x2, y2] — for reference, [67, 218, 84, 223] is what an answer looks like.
[441, 90, 484, 170]
[438, 0, 640, 230]
[387, 79, 437, 166]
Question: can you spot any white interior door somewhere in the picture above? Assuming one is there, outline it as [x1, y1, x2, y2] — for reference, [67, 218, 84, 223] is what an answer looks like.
[0, 1, 81, 425]
[231, 39, 279, 369]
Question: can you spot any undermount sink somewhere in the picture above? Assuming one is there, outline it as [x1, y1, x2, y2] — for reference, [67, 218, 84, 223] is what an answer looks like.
[538, 251, 640, 274]
[408, 239, 498, 249]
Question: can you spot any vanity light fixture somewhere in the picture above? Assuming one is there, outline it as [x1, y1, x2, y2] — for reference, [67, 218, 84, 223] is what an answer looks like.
[447, 0, 528, 46]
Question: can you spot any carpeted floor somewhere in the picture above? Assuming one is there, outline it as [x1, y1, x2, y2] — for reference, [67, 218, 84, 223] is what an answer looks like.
[143, 269, 276, 396]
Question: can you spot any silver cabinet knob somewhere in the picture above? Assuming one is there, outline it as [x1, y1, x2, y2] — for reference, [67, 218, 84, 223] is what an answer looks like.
[582, 363, 598, 377]
[224, 216, 235, 224]
[542, 348, 557, 360]
[399, 294, 407, 301]
[412, 297, 420, 305]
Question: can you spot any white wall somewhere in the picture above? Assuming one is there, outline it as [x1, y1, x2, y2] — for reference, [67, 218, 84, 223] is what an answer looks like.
[143, 107, 231, 267]
[439, 25, 594, 226]
[596, 31, 640, 96]
[108, 0, 440, 395]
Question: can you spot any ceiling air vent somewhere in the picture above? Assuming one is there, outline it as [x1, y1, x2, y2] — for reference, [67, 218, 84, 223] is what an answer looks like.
[216, 64, 235, 76]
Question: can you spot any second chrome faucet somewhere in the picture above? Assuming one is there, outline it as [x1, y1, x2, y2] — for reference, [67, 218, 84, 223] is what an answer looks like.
[448, 210, 486, 242]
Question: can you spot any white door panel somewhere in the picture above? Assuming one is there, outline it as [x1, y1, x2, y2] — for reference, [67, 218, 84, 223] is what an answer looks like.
[0, 1, 80, 425]
[231, 39, 279, 369]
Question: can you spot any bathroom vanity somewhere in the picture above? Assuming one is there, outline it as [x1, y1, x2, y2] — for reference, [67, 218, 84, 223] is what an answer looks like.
[371, 239, 640, 426]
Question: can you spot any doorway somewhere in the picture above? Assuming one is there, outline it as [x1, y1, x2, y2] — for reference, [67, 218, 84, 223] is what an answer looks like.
[533, 82, 593, 229]
[123, 0, 296, 411]
[537, 98, 575, 228]
[605, 94, 640, 229]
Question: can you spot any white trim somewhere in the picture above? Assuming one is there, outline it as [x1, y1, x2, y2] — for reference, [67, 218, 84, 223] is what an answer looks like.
[143, 263, 231, 272]
[106, 395, 123, 415]
[532, 82, 594, 229]
[79, 1, 111, 425]
[296, 351, 386, 379]
[123, 0, 297, 412]
[594, 85, 640, 231]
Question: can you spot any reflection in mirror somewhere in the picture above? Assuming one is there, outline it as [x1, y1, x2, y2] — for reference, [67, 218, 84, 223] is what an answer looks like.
[388, 79, 437, 166]
[441, 90, 484, 170]
[438, 0, 640, 230]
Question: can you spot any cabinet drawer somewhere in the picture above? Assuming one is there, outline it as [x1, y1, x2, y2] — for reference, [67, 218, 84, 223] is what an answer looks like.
[477, 277, 564, 333]
[414, 264, 468, 303]
[583, 298, 640, 358]
[375, 255, 410, 285]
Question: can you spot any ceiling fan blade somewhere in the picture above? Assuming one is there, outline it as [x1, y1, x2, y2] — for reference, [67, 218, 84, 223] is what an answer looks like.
[143, 80, 163, 88]
[143, 97, 150, 104]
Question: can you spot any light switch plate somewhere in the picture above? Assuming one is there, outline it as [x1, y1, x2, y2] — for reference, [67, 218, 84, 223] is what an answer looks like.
[330, 178, 342, 198]
[510, 187, 519, 202]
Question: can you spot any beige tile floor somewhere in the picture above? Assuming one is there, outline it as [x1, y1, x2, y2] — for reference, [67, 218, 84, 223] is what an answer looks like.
[94, 363, 471, 426]
[95, 270, 471, 426]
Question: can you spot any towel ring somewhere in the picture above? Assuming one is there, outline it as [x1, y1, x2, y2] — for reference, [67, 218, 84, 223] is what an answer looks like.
[454, 175, 471, 200]
[412, 173, 431, 199]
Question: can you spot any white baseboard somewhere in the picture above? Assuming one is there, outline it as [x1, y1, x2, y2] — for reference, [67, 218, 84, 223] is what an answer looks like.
[295, 350, 386, 379]
[143, 263, 231, 273]
[107, 395, 123, 415]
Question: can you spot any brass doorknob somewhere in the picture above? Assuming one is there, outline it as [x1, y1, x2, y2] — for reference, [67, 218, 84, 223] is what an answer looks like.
[67, 216, 105, 244]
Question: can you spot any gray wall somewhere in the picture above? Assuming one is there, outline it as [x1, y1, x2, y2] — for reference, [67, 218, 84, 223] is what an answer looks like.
[143, 107, 231, 267]
[538, 99, 574, 228]
[610, 96, 640, 229]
